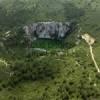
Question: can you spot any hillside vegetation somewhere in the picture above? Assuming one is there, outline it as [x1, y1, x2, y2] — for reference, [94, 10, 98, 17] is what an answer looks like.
[0, 0, 100, 100]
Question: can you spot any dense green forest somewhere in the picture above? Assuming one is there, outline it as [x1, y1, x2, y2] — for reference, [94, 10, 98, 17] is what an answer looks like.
[0, 0, 100, 100]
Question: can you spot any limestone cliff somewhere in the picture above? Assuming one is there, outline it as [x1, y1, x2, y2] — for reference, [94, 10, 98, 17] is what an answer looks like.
[23, 21, 74, 42]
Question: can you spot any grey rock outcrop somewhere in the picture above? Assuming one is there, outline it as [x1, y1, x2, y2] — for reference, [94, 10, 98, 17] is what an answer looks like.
[23, 21, 73, 42]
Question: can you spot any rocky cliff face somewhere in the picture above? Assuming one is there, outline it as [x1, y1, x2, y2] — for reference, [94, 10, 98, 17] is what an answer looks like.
[23, 21, 73, 42]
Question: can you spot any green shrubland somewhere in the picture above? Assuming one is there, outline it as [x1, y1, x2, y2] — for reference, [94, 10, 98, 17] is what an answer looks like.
[0, 0, 100, 100]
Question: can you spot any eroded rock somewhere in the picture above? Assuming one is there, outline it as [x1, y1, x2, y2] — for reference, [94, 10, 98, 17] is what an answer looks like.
[23, 21, 74, 42]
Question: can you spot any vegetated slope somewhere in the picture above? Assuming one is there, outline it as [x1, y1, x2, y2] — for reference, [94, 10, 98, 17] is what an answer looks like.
[0, 0, 100, 100]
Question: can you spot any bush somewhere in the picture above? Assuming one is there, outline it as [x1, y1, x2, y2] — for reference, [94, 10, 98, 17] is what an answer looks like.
[7, 56, 60, 87]
[57, 76, 100, 100]
[63, 1, 85, 21]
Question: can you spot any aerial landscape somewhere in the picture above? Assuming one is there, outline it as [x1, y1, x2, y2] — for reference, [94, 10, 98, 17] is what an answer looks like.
[0, 0, 100, 100]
